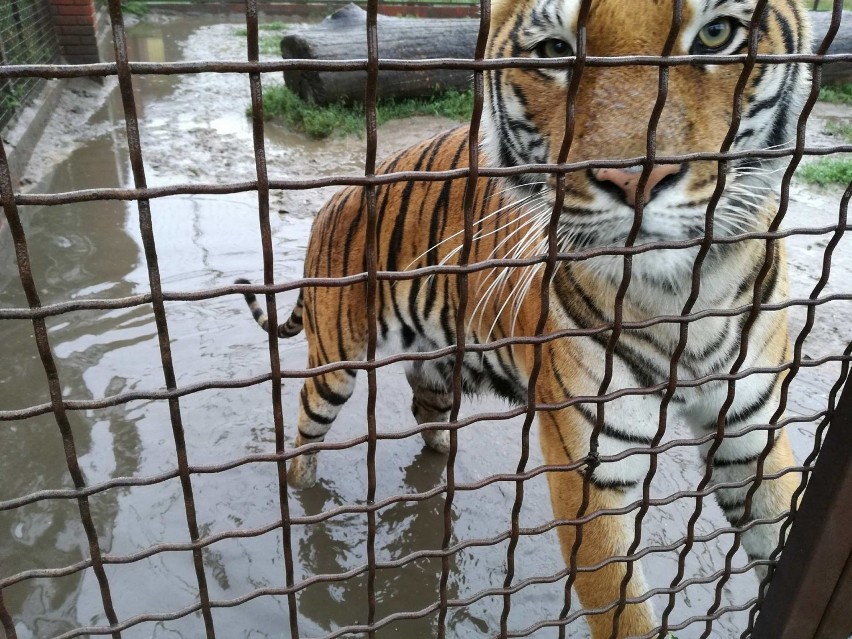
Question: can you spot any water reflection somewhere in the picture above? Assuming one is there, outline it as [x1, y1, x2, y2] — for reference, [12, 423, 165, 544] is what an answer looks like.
[293, 451, 453, 637]
[0, 18, 175, 638]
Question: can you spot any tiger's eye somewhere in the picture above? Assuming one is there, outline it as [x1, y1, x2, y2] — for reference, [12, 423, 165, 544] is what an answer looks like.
[697, 18, 735, 51]
[536, 39, 572, 58]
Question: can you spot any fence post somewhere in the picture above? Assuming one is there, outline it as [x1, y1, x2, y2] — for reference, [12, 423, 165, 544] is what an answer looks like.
[49, 0, 99, 64]
[752, 372, 852, 639]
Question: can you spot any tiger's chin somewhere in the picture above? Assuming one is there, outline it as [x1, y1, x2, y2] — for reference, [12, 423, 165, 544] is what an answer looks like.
[560, 213, 748, 300]
[555, 194, 769, 291]
[573, 247, 704, 291]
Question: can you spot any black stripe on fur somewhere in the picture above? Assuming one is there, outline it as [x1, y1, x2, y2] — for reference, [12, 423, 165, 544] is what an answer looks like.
[235, 278, 304, 339]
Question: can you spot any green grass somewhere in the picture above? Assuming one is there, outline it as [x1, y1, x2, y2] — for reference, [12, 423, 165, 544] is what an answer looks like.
[799, 156, 852, 186]
[825, 119, 852, 141]
[232, 22, 288, 35]
[819, 82, 852, 105]
[121, 0, 151, 15]
[232, 23, 288, 55]
[253, 85, 474, 139]
[811, 0, 852, 9]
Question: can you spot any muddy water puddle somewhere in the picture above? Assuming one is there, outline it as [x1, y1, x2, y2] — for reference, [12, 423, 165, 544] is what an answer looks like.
[1, 14, 851, 639]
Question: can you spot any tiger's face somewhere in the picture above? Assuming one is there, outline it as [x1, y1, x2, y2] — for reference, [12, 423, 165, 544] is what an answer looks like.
[484, 0, 811, 283]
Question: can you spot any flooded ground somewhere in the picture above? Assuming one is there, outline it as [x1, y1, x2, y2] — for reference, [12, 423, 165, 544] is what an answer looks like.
[1, 14, 850, 639]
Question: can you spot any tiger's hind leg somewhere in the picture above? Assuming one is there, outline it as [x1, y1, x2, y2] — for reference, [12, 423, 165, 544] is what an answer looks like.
[287, 367, 359, 488]
[405, 364, 452, 454]
[287, 284, 366, 489]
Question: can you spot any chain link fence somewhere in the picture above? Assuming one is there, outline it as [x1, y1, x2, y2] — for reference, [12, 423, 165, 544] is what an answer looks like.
[0, 0, 60, 130]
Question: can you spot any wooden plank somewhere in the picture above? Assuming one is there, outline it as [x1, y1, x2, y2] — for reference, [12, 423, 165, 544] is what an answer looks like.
[752, 373, 852, 639]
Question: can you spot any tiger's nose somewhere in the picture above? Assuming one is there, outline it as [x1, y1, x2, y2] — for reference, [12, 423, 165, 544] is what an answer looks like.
[591, 164, 683, 206]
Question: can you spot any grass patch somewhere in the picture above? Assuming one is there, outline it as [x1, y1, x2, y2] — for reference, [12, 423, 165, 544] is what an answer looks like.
[811, 0, 852, 9]
[825, 119, 852, 141]
[819, 82, 852, 105]
[799, 156, 852, 186]
[232, 23, 288, 55]
[121, 1, 151, 15]
[258, 22, 288, 31]
[254, 86, 474, 139]
[232, 22, 288, 36]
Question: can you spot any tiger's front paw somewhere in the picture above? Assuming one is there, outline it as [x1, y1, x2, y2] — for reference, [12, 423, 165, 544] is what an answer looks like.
[422, 428, 451, 454]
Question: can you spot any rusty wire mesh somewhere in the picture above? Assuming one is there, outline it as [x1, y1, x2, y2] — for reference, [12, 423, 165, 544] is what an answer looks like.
[0, 0, 851, 637]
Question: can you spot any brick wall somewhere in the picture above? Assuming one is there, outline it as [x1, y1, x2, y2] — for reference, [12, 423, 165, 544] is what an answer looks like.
[49, 0, 99, 64]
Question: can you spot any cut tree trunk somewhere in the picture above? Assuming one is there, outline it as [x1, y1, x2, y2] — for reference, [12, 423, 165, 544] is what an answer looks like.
[280, 7, 851, 106]
[280, 3, 478, 105]
[810, 10, 852, 86]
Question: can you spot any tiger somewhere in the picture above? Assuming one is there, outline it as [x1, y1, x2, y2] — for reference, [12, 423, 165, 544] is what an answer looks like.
[236, 1, 812, 636]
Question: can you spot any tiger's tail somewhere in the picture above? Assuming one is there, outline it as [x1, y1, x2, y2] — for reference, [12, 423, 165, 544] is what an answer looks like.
[234, 278, 304, 338]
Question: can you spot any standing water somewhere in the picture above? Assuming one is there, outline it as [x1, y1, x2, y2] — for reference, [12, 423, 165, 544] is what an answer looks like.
[1, 14, 849, 639]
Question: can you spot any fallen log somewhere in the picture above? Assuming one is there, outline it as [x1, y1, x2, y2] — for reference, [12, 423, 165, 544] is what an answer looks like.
[280, 3, 478, 105]
[811, 10, 852, 86]
[280, 7, 851, 106]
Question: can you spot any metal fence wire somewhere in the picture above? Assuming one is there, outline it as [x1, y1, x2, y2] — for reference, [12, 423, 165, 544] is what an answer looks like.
[0, 0, 851, 638]
[0, 0, 59, 130]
